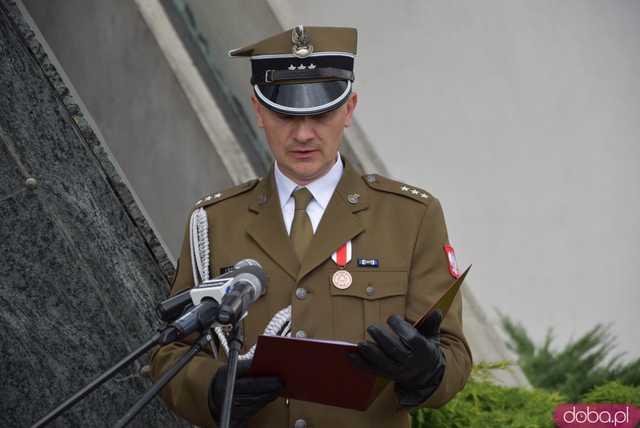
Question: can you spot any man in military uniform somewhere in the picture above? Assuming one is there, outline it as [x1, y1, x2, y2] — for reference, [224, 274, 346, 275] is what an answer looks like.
[151, 26, 472, 428]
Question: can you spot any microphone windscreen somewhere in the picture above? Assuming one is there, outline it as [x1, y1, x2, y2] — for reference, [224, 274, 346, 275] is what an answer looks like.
[234, 258, 262, 269]
[236, 264, 268, 296]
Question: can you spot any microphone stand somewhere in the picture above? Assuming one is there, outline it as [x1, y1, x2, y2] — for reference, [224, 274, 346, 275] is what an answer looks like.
[31, 332, 162, 428]
[112, 331, 214, 428]
[112, 324, 244, 428]
[219, 323, 244, 428]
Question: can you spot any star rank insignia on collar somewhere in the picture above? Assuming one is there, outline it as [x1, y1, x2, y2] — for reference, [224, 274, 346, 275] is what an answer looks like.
[364, 174, 433, 204]
[199, 193, 222, 204]
[400, 185, 429, 199]
[194, 179, 260, 209]
[398, 185, 430, 202]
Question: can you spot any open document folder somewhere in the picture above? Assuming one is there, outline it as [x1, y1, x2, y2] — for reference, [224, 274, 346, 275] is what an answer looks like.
[248, 266, 471, 411]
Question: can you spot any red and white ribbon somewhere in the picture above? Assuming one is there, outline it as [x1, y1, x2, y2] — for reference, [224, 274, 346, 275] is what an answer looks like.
[331, 241, 352, 267]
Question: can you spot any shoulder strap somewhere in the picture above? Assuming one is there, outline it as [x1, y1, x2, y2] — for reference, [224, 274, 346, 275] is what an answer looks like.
[195, 179, 260, 209]
[362, 173, 433, 204]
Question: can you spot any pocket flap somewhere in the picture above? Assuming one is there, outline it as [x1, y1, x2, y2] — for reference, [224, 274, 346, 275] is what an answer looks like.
[329, 270, 408, 300]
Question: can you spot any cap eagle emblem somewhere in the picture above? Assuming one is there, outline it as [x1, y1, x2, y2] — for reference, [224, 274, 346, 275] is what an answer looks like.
[292, 25, 313, 58]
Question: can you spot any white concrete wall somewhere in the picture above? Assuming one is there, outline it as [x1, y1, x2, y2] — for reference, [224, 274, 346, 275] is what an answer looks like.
[268, 0, 640, 359]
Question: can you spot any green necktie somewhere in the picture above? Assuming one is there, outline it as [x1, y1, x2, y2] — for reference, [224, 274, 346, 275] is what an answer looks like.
[290, 188, 314, 261]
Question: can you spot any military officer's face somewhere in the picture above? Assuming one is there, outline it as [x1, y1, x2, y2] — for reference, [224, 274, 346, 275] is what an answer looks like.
[251, 93, 358, 185]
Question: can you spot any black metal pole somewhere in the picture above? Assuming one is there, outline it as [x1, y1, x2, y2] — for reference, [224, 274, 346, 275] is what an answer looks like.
[112, 331, 213, 428]
[30, 332, 161, 428]
[219, 324, 244, 428]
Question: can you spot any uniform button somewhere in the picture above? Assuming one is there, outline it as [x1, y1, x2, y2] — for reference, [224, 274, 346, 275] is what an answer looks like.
[347, 193, 360, 204]
[295, 288, 307, 300]
[295, 330, 307, 338]
[366, 286, 375, 296]
[294, 419, 307, 428]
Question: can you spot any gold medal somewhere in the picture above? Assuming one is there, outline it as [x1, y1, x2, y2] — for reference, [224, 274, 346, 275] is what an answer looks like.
[332, 269, 352, 290]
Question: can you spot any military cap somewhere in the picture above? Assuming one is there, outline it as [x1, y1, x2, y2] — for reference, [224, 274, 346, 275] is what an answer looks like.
[229, 25, 357, 116]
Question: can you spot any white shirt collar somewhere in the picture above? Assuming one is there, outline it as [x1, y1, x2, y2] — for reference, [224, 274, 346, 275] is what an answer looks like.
[274, 152, 344, 209]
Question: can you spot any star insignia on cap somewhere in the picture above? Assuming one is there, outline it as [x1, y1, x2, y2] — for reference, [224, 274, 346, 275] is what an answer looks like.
[288, 64, 296, 71]
[204, 195, 212, 201]
[401, 186, 409, 191]
[308, 63, 316, 69]
[213, 193, 222, 199]
[411, 189, 420, 195]
[297, 64, 306, 70]
[420, 192, 429, 199]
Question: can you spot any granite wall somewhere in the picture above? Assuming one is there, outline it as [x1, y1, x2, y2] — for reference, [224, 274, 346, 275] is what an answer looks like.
[21, 0, 238, 260]
[0, 1, 188, 426]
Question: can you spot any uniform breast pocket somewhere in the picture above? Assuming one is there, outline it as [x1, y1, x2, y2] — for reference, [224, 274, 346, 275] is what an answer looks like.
[329, 270, 408, 342]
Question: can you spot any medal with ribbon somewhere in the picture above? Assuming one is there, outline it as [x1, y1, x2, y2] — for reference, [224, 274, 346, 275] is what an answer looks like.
[331, 241, 353, 289]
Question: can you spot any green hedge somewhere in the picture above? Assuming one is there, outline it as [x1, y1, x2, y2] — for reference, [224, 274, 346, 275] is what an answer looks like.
[412, 380, 562, 428]
[411, 380, 640, 428]
[415, 314, 640, 427]
[581, 381, 640, 405]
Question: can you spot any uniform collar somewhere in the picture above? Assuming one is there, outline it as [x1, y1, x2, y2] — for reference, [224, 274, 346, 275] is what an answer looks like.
[274, 153, 344, 210]
[248, 156, 368, 281]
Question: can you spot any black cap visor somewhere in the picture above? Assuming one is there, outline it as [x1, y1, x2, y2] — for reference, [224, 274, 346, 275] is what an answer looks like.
[254, 80, 351, 116]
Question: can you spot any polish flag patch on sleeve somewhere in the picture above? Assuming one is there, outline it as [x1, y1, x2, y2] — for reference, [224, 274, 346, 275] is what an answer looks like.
[443, 244, 460, 279]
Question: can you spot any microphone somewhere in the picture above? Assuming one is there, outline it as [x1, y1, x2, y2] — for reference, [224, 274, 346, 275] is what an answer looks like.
[156, 259, 262, 322]
[156, 289, 193, 323]
[158, 299, 220, 345]
[157, 260, 265, 344]
[217, 265, 267, 325]
[188, 264, 262, 306]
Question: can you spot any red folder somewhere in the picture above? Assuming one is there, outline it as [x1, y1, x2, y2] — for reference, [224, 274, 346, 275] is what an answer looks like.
[248, 335, 381, 410]
[248, 266, 470, 410]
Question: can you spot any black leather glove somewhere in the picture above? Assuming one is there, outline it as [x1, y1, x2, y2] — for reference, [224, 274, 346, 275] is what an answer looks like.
[348, 310, 446, 407]
[208, 359, 283, 428]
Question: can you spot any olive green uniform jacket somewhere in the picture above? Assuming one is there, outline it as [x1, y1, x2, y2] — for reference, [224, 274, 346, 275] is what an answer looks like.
[151, 159, 472, 428]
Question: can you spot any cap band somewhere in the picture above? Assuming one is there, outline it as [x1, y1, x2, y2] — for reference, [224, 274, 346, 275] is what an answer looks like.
[251, 54, 353, 86]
